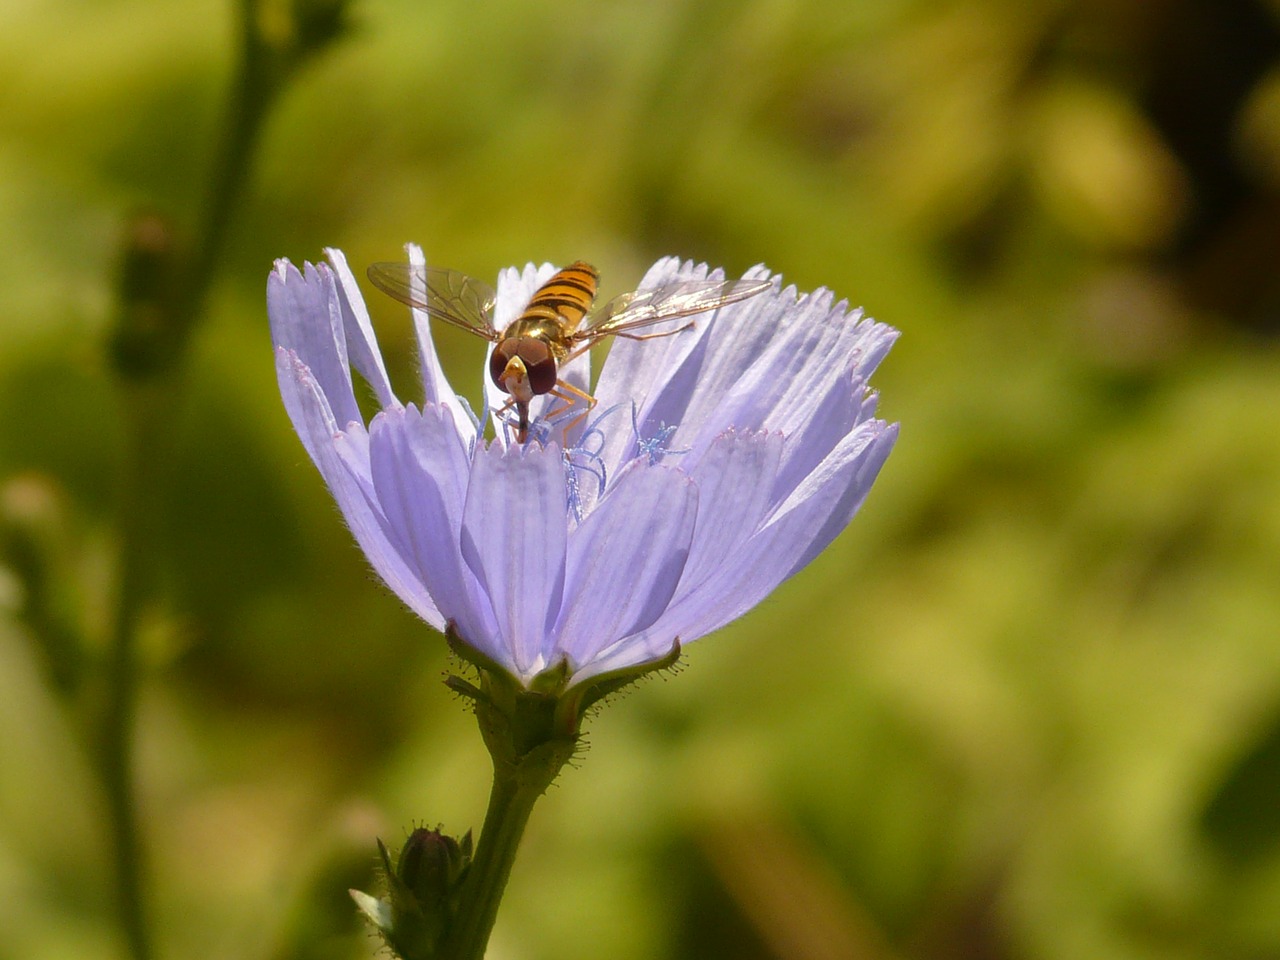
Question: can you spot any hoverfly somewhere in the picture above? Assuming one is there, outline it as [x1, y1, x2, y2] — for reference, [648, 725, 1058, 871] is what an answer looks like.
[367, 259, 772, 443]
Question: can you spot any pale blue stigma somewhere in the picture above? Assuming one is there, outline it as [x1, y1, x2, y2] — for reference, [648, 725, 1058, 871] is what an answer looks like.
[560, 402, 695, 521]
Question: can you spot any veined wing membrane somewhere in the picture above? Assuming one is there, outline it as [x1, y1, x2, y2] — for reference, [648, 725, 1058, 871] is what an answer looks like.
[580, 277, 772, 340]
[367, 262, 500, 341]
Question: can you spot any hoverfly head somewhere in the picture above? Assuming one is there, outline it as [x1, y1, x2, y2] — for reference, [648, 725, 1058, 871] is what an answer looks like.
[491, 337, 557, 402]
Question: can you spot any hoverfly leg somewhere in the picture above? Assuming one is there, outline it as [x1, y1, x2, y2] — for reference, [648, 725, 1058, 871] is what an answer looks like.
[544, 379, 598, 445]
[547, 379, 596, 412]
[611, 319, 695, 341]
[559, 341, 592, 365]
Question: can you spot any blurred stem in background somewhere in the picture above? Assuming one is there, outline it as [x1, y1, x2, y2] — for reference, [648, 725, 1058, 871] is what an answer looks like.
[100, 2, 351, 958]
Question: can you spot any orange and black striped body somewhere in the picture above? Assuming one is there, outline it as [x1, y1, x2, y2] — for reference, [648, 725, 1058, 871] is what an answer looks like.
[502, 261, 599, 360]
[488, 261, 601, 440]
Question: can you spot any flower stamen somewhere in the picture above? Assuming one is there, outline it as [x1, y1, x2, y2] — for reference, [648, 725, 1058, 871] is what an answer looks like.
[631, 407, 688, 466]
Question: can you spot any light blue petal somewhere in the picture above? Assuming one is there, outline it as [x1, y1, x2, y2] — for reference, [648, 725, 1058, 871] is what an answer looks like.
[775, 421, 899, 577]
[367, 404, 500, 659]
[273, 341, 328, 468]
[403, 244, 476, 446]
[670, 428, 784, 602]
[551, 461, 698, 668]
[850, 322, 900, 382]
[323, 248, 398, 408]
[460, 441, 568, 678]
[275, 349, 444, 628]
[268, 260, 361, 429]
[589, 258, 691, 413]
[595, 265, 897, 479]
[561, 428, 782, 685]
[768, 374, 876, 507]
[640, 419, 897, 644]
[675, 287, 854, 450]
[590, 259, 719, 473]
[746, 307, 897, 443]
[693, 292, 851, 443]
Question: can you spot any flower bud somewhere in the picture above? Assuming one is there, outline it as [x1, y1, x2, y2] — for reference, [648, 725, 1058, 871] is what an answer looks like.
[350, 827, 472, 960]
[107, 211, 179, 380]
[396, 827, 472, 914]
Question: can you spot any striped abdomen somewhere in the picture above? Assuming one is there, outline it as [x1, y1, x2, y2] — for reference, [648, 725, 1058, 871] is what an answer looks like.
[510, 260, 599, 345]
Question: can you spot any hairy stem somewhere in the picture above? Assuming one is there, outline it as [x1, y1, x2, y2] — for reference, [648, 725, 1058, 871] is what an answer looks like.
[437, 762, 548, 960]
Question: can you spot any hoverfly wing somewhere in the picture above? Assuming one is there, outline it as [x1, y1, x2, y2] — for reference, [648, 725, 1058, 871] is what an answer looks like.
[367, 262, 500, 341]
[579, 277, 773, 340]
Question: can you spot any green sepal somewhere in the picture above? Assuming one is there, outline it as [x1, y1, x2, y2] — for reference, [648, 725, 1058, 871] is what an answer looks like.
[559, 638, 682, 720]
[445, 622, 682, 749]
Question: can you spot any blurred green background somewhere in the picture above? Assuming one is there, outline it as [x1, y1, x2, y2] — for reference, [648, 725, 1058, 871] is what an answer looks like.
[3, 0, 1280, 958]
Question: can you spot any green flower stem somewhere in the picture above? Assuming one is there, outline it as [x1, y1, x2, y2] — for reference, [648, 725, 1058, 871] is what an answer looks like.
[100, 1, 281, 947]
[98, 3, 348, 957]
[436, 644, 582, 960]
[437, 758, 550, 960]
[180, 0, 281, 331]
[427, 631, 683, 960]
[101, 386, 169, 960]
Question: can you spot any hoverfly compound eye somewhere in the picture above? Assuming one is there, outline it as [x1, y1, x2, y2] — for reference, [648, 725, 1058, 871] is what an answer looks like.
[489, 342, 514, 393]
[489, 338, 555, 397]
[519, 339, 557, 395]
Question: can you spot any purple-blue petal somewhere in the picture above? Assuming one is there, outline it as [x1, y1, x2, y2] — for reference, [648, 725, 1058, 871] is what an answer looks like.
[460, 442, 569, 678]
[367, 404, 499, 657]
[276, 349, 444, 628]
[640, 419, 897, 644]
[777, 421, 899, 577]
[268, 261, 362, 430]
[551, 461, 698, 669]
[591, 260, 727, 473]
[677, 288, 863, 449]
[323, 248, 398, 408]
[769, 373, 871, 507]
[670, 428, 784, 601]
[400, 243, 478, 445]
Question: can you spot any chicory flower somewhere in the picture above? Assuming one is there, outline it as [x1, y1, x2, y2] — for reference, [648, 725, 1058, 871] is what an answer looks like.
[268, 246, 897, 691]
